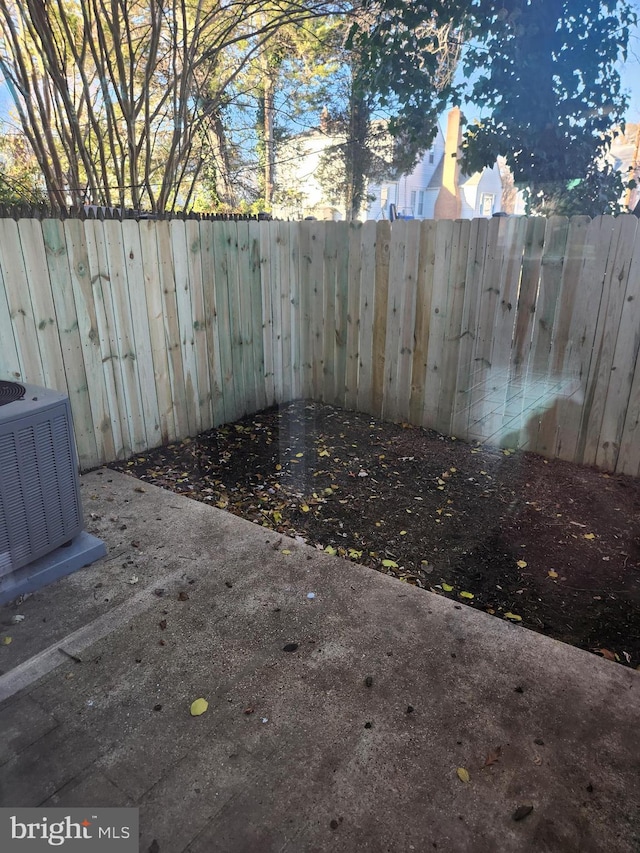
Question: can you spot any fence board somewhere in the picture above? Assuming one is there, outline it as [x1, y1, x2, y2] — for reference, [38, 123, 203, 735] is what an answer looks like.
[423, 220, 455, 430]
[248, 220, 268, 411]
[41, 219, 99, 470]
[345, 222, 363, 410]
[170, 220, 199, 436]
[137, 220, 172, 446]
[0, 219, 45, 385]
[409, 221, 437, 427]
[435, 219, 470, 435]
[63, 218, 118, 464]
[0, 249, 20, 380]
[277, 221, 293, 404]
[322, 222, 338, 404]
[103, 220, 149, 454]
[451, 218, 487, 438]
[82, 220, 130, 457]
[210, 222, 234, 423]
[186, 220, 211, 432]
[596, 217, 640, 471]
[308, 222, 326, 403]
[356, 221, 377, 415]
[236, 222, 257, 415]
[371, 221, 391, 419]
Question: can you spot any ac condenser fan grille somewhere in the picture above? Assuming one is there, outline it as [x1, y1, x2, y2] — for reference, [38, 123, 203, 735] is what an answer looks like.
[0, 381, 26, 406]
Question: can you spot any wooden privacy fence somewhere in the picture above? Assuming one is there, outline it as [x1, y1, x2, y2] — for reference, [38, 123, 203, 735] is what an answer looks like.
[0, 215, 639, 476]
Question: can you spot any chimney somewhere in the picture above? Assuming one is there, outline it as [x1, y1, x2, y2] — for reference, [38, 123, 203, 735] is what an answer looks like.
[434, 107, 462, 220]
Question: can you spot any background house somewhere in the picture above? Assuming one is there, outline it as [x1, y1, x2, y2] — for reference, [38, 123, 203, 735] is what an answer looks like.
[273, 108, 505, 222]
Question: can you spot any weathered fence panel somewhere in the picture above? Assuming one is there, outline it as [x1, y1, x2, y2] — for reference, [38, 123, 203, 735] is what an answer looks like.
[1, 216, 640, 477]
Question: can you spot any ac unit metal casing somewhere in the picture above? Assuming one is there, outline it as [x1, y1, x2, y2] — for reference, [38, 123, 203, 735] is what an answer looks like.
[0, 383, 83, 577]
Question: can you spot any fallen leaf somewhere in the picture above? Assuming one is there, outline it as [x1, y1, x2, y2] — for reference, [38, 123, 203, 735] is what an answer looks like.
[441, 583, 454, 592]
[300, 504, 310, 513]
[178, 591, 189, 601]
[484, 746, 502, 767]
[134, 486, 146, 493]
[324, 545, 337, 556]
[547, 570, 559, 579]
[295, 452, 304, 458]
[516, 560, 527, 569]
[126, 575, 139, 585]
[382, 559, 399, 568]
[594, 648, 616, 661]
[504, 612, 522, 622]
[584, 533, 596, 540]
[281, 549, 292, 555]
[512, 805, 534, 821]
[190, 698, 208, 716]
[2, 636, 12, 645]
[459, 591, 474, 599]
[457, 767, 470, 783]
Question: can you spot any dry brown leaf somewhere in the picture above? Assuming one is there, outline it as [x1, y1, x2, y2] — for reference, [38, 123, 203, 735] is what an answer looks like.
[484, 746, 502, 767]
[595, 648, 616, 661]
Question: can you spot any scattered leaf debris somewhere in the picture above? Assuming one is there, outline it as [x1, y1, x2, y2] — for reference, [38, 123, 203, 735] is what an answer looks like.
[110, 401, 640, 668]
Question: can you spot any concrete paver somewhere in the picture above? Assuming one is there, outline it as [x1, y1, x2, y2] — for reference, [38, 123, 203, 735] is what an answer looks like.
[0, 469, 639, 852]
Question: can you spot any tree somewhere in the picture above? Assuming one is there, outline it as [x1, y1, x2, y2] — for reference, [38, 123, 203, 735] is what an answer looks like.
[0, 129, 47, 204]
[460, 0, 637, 214]
[310, 2, 465, 219]
[0, 0, 337, 211]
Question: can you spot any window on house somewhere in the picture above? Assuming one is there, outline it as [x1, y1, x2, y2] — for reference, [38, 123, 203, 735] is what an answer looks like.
[480, 193, 495, 216]
[417, 191, 424, 216]
[429, 149, 435, 164]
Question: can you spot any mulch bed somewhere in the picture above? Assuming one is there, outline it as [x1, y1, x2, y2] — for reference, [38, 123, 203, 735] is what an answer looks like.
[110, 401, 640, 669]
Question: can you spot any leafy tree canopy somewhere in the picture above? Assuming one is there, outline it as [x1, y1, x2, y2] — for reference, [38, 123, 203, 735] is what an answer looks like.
[459, 0, 637, 213]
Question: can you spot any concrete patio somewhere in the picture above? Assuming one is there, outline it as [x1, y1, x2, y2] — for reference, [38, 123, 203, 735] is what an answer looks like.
[0, 469, 639, 853]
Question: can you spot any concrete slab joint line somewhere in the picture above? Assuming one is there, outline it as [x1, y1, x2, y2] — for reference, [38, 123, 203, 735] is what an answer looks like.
[0, 469, 638, 853]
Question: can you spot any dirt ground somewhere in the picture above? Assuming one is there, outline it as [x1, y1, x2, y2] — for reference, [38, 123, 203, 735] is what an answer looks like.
[110, 401, 640, 670]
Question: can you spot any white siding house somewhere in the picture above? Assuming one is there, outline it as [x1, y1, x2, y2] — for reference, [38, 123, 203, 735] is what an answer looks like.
[273, 108, 506, 221]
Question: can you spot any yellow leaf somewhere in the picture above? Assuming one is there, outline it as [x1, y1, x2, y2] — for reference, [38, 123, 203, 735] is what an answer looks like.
[190, 698, 208, 716]
[504, 612, 522, 622]
[273, 511, 282, 523]
[348, 549, 363, 559]
[548, 570, 559, 579]
[457, 767, 470, 783]
[584, 533, 596, 540]
[382, 559, 399, 568]
[437, 485, 445, 491]
[517, 560, 527, 568]
[459, 591, 474, 599]
[318, 450, 330, 457]
[295, 452, 304, 458]
[450, 467, 457, 473]
[400, 530, 407, 535]
[325, 545, 337, 556]
[441, 582, 454, 592]
[2, 636, 12, 645]
[281, 549, 292, 555]
[437, 478, 445, 486]
[275, 464, 282, 471]
[301, 504, 310, 512]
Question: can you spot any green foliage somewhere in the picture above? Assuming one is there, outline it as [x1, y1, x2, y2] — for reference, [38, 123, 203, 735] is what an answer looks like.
[0, 132, 47, 205]
[461, 0, 637, 214]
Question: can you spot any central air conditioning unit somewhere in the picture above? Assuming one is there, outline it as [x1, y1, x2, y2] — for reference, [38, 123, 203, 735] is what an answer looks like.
[0, 380, 106, 605]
